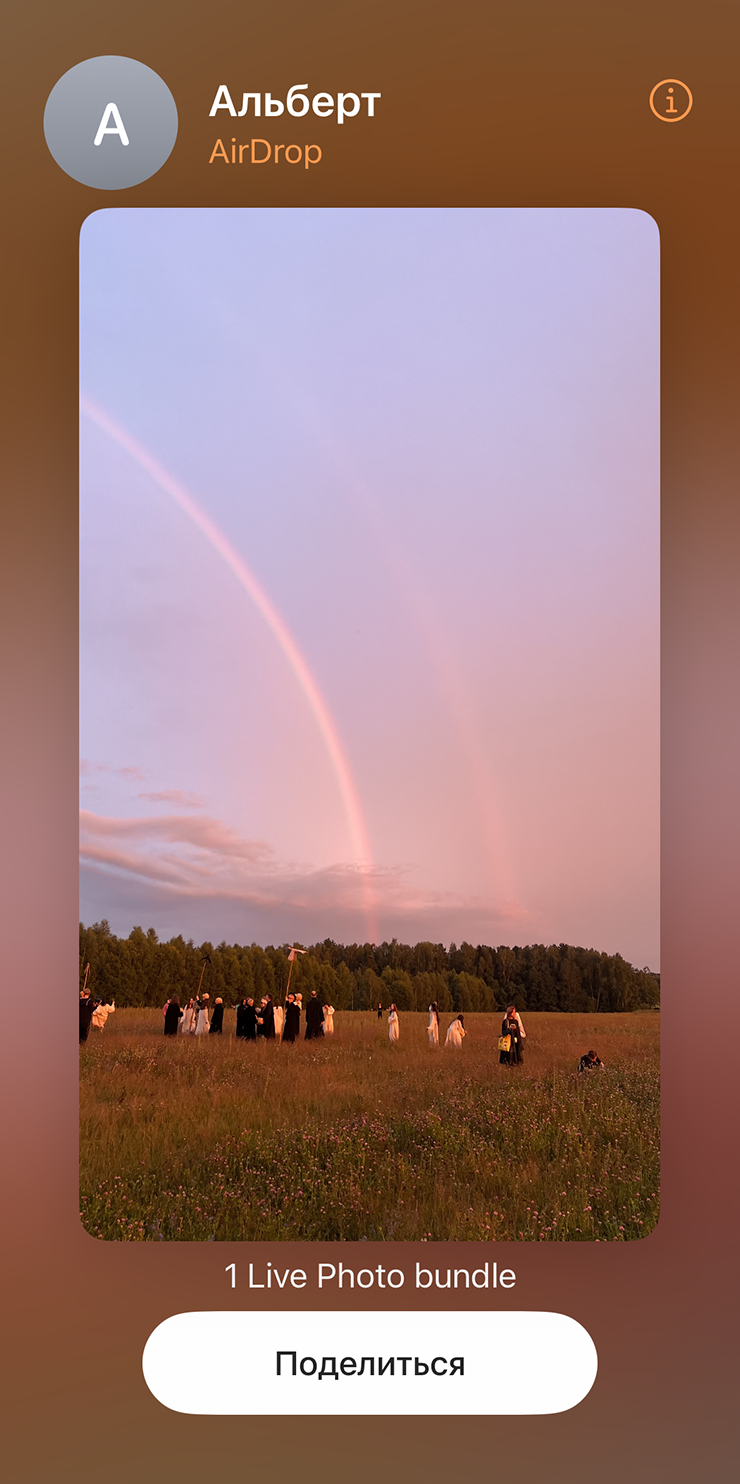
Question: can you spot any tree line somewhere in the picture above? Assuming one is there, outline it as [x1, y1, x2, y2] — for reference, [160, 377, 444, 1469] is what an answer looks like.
[79, 921, 660, 1015]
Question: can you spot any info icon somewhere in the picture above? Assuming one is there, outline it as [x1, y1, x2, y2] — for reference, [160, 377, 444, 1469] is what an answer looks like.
[44, 55, 178, 189]
[649, 78, 693, 122]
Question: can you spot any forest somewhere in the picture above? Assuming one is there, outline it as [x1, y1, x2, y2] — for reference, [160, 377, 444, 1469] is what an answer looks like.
[79, 922, 660, 1015]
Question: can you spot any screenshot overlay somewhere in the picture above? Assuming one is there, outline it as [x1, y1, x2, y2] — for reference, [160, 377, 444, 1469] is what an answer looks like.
[3, 8, 737, 1479]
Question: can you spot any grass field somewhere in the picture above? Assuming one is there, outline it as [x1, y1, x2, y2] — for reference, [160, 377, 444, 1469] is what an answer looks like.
[80, 1010, 659, 1243]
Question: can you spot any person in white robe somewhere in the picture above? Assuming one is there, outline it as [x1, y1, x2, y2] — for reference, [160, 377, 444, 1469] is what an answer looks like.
[445, 1013, 466, 1049]
[91, 1000, 115, 1030]
[427, 1003, 439, 1047]
[273, 1003, 285, 1041]
[180, 998, 195, 1034]
[388, 1004, 400, 1043]
[322, 1004, 335, 1036]
[195, 994, 210, 1035]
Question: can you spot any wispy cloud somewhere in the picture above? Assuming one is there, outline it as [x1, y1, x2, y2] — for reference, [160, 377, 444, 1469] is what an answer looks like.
[79, 809, 530, 937]
[136, 790, 206, 808]
[80, 760, 146, 781]
[80, 810, 273, 883]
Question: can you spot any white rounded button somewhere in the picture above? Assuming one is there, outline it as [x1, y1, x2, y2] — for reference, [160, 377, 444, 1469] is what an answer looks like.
[143, 1310, 597, 1415]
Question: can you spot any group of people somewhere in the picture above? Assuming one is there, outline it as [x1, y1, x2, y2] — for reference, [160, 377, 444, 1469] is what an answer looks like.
[420, 1003, 467, 1049]
[78, 988, 115, 1042]
[81, 987, 605, 1072]
[80, 985, 526, 1060]
[161, 988, 335, 1042]
[171, 994, 221, 1036]
[415, 1002, 524, 1057]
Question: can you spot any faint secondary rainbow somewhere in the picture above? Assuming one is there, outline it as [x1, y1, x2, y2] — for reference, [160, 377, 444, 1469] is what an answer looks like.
[295, 396, 519, 912]
[80, 394, 378, 942]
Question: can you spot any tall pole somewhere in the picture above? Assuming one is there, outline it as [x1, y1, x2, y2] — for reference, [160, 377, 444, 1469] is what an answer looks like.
[196, 954, 211, 999]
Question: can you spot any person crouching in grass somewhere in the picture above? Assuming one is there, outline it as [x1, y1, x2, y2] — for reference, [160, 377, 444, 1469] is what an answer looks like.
[578, 1049, 604, 1073]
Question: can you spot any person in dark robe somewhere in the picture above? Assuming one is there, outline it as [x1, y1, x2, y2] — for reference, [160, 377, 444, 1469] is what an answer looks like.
[305, 990, 324, 1040]
[377, 1002, 383, 1019]
[163, 997, 181, 1036]
[79, 990, 95, 1043]
[209, 997, 225, 1034]
[499, 1006, 524, 1066]
[236, 997, 257, 1039]
[282, 993, 300, 1043]
[259, 995, 275, 1039]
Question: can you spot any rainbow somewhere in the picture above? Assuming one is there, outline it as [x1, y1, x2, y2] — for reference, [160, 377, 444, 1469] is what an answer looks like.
[80, 394, 378, 942]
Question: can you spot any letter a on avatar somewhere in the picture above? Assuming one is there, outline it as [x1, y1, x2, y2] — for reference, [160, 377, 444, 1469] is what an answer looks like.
[94, 102, 130, 147]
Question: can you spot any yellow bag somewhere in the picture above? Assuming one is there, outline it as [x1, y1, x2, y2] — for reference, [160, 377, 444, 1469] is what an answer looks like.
[498, 1034, 511, 1052]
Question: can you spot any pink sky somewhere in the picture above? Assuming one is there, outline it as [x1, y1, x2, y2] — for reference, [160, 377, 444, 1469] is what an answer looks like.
[80, 209, 659, 966]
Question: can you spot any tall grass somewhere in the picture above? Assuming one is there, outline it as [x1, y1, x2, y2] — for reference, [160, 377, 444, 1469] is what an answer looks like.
[80, 1011, 659, 1242]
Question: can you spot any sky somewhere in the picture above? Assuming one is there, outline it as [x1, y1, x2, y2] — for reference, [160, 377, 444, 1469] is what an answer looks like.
[80, 208, 659, 966]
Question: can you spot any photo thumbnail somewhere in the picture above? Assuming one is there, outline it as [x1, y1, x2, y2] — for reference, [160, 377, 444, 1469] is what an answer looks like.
[79, 208, 659, 1242]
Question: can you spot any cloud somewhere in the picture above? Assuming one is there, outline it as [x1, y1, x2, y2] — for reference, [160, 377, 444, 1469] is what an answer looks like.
[80, 810, 273, 880]
[136, 789, 206, 807]
[79, 808, 531, 944]
[79, 760, 146, 781]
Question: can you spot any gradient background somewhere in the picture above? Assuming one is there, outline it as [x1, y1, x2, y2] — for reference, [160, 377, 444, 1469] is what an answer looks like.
[1, 2, 737, 1481]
